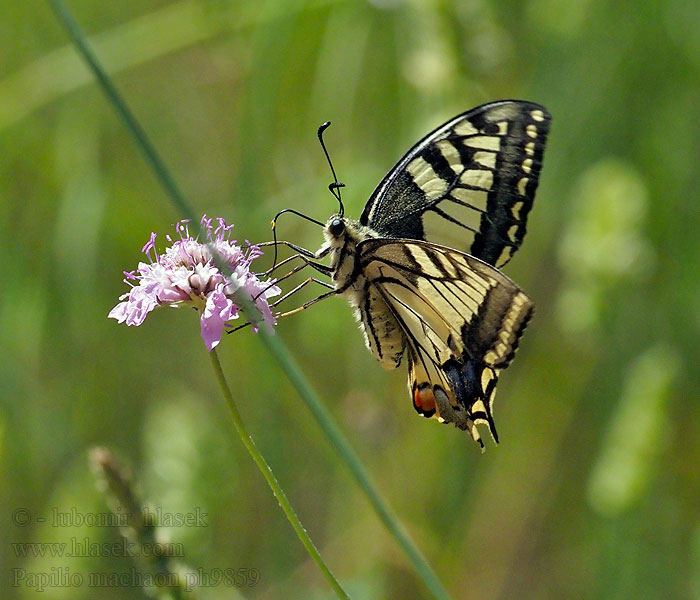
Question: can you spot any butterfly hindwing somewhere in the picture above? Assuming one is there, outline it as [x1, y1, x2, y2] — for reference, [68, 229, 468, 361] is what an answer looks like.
[409, 348, 502, 448]
[360, 101, 551, 267]
[356, 238, 534, 445]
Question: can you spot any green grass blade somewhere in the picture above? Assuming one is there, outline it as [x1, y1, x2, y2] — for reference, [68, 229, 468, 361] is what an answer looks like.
[46, 0, 192, 219]
[46, 1, 452, 598]
[210, 349, 350, 599]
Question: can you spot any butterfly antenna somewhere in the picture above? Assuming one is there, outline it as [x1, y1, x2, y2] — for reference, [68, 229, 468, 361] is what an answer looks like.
[318, 121, 345, 217]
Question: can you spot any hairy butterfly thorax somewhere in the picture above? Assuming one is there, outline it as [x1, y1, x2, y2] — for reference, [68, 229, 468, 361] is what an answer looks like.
[268, 101, 551, 450]
[319, 215, 374, 296]
[319, 215, 407, 370]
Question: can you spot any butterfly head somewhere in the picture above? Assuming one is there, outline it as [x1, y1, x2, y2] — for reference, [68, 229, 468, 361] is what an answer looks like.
[322, 214, 352, 250]
[322, 214, 370, 246]
[320, 214, 375, 277]
[327, 215, 346, 238]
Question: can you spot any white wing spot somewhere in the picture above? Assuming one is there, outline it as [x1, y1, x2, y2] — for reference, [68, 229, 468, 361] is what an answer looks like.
[436, 140, 463, 175]
[472, 150, 497, 168]
[525, 142, 535, 156]
[472, 399, 486, 414]
[460, 169, 494, 190]
[407, 157, 448, 199]
[526, 124, 537, 138]
[499, 330, 513, 345]
[518, 292, 530, 305]
[455, 121, 479, 136]
[481, 369, 493, 391]
[488, 121, 508, 135]
[517, 177, 529, 195]
[531, 109, 545, 122]
[464, 136, 500, 151]
[522, 158, 533, 174]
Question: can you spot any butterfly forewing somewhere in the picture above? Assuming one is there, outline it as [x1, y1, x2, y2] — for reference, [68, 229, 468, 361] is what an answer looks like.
[360, 101, 551, 267]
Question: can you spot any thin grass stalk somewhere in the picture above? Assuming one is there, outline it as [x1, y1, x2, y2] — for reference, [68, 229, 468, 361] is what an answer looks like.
[89, 447, 191, 600]
[254, 332, 453, 600]
[46, 2, 452, 598]
[209, 349, 349, 599]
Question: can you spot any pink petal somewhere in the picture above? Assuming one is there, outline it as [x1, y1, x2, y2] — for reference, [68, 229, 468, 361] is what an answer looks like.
[108, 302, 129, 323]
[200, 288, 239, 350]
[108, 283, 160, 326]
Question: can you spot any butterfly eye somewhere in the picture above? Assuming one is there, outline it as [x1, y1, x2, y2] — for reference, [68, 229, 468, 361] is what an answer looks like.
[329, 218, 345, 237]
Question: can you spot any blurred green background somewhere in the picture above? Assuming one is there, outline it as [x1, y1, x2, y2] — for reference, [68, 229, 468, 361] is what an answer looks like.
[2, 1, 699, 598]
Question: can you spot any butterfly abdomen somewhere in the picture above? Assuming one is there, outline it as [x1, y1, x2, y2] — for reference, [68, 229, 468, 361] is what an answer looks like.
[320, 216, 407, 370]
[356, 283, 406, 370]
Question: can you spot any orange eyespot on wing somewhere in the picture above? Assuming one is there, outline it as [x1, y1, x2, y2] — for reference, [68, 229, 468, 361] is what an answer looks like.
[408, 349, 488, 450]
[356, 238, 531, 448]
[413, 383, 436, 417]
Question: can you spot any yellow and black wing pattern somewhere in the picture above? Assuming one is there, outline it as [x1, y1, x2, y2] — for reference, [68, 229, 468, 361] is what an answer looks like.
[357, 238, 534, 448]
[353, 101, 550, 446]
[360, 100, 551, 268]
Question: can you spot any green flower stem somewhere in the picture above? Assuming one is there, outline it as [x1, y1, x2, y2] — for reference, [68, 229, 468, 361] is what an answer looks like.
[254, 332, 453, 600]
[229, 296, 451, 600]
[48, 1, 452, 597]
[209, 349, 350, 600]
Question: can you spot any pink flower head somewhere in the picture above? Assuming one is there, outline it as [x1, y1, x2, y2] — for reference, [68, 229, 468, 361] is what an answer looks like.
[109, 215, 280, 350]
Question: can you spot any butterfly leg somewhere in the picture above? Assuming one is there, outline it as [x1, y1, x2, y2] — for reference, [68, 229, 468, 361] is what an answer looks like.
[256, 239, 317, 256]
[264, 252, 333, 280]
[255, 248, 338, 318]
[250, 242, 333, 301]
[226, 247, 334, 334]
[256, 239, 318, 277]
[275, 288, 339, 318]
[225, 274, 335, 335]
[271, 277, 334, 308]
[253, 251, 333, 302]
[228, 239, 339, 332]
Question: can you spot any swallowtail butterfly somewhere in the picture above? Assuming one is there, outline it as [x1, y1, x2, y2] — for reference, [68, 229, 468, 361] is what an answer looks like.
[276, 100, 550, 449]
